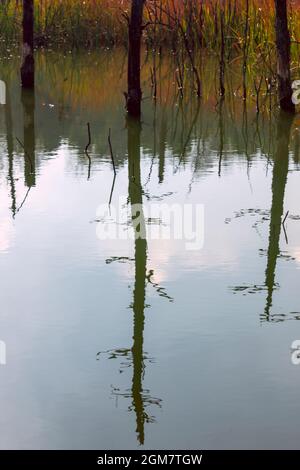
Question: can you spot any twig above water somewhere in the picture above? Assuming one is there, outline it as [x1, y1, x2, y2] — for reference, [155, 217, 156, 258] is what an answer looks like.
[85, 122, 91, 153]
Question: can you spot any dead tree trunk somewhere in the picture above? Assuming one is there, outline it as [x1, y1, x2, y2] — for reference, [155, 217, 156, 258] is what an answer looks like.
[219, 6, 225, 97]
[126, 0, 145, 117]
[274, 0, 295, 112]
[21, 0, 34, 88]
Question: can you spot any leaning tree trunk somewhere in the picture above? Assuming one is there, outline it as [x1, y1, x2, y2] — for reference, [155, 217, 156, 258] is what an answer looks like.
[126, 0, 145, 117]
[21, 0, 34, 88]
[274, 0, 295, 113]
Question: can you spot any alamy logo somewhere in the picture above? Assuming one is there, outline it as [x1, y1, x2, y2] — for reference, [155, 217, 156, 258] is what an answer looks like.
[96, 197, 205, 251]
[291, 340, 300, 366]
[0, 340, 6, 365]
[0, 80, 6, 105]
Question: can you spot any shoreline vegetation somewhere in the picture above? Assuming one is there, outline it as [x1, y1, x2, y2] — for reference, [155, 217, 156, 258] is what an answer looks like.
[1, 1, 299, 114]
[0, 1, 299, 55]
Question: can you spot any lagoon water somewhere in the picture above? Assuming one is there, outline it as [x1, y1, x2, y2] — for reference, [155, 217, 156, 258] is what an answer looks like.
[0, 50, 300, 449]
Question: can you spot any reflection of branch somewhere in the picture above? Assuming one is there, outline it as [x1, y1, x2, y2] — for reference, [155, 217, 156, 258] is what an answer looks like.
[108, 128, 116, 176]
[175, 101, 200, 172]
[217, 98, 225, 177]
[105, 256, 134, 265]
[109, 174, 116, 206]
[282, 210, 289, 244]
[282, 210, 289, 226]
[146, 270, 174, 302]
[105, 253, 174, 303]
[97, 347, 162, 425]
[112, 385, 162, 425]
[97, 348, 155, 368]
[16, 137, 34, 173]
[16, 187, 31, 214]
[96, 348, 132, 368]
[85, 122, 92, 180]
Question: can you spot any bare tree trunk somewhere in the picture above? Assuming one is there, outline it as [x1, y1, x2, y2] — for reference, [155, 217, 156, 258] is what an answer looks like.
[219, 6, 225, 97]
[274, 0, 295, 113]
[242, 0, 249, 101]
[21, 0, 34, 88]
[126, 0, 145, 117]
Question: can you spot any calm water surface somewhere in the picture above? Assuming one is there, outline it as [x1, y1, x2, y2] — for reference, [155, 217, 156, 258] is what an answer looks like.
[0, 50, 300, 449]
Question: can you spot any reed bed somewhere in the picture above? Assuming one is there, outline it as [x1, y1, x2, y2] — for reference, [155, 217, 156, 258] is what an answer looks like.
[1, 0, 300, 102]
[0, 1, 299, 52]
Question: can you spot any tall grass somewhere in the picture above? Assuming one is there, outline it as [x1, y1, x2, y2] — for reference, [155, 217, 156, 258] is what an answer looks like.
[0, 0, 300, 49]
[0, 0, 299, 65]
[0, 0, 130, 49]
